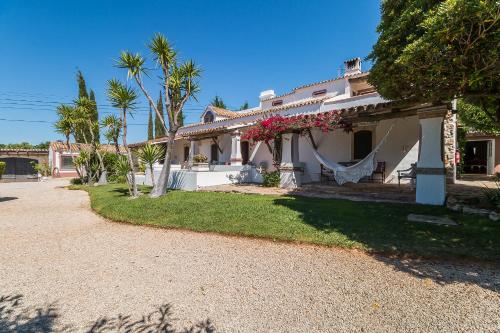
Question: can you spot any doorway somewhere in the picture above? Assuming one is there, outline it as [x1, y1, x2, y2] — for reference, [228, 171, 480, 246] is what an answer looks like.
[463, 140, 492, 174]
[241, 141, 249, 165]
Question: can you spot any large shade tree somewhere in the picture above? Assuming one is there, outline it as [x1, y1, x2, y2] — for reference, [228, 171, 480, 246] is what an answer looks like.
[116, 33, 201, 197]
[368, 0, 499, 124]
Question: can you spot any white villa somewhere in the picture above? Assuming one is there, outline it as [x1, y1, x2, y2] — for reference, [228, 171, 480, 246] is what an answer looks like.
[132, 58, 456, 205]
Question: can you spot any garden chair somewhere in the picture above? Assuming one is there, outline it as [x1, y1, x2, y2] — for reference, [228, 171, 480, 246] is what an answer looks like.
[397, 163, 417, 187]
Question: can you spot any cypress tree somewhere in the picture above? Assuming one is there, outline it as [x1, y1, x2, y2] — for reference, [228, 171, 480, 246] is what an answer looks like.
[88, 89, 100, 143]
[154, 92, 166, 138]
[148, 106, 154, 140]
[77, 70, 89, 99]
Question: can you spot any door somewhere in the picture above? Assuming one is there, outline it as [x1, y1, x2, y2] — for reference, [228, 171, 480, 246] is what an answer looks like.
[0, 157, 37, 178]
[241, 141, 249, 165]
[184, 146, 190, 162]
[210, 144, 219, 163]
[487, 139, 495, 175]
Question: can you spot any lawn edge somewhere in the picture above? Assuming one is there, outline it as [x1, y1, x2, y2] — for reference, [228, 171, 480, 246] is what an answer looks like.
[69, 185, 500, 265]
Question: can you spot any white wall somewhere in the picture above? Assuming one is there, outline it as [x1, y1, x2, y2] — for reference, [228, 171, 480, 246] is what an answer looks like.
[375, 116, 419, 183]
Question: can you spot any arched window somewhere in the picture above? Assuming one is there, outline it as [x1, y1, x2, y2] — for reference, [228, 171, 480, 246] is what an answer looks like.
[354, 130, 372, 160]
[204, 112, 214, 123]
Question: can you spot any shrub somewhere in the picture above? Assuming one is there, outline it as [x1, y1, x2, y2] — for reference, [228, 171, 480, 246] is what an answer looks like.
[262, 170, 280, 187]
[482, 180, 500, 207]
[70, 177, 83, 185]
[30, 161, 51, 176]
[0, 161, 5, 179]
[193, 154, 208, 163]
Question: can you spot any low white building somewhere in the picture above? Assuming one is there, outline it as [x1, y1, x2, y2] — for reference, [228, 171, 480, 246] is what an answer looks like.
[132, 58, 456, 205]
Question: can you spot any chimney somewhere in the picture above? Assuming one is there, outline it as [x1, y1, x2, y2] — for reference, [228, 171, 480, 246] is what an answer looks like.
[259, 90, 275, 106]
[344, 57, 362, 77]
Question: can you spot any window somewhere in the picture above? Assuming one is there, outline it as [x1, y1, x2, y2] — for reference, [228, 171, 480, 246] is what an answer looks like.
[353, 130, 372, 160]
[61, 156, 74, 170]
[204, 112, 214, 123]
[272, 100, 283, 106]
[312, 89, 327, 97]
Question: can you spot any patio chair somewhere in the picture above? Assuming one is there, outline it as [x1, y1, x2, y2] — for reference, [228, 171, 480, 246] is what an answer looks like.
[397, 163, 417, 186]
[371, 161, 386, 183]
[320, 164, 335, 184]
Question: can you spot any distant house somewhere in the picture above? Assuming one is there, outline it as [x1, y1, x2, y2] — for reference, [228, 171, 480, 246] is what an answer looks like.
[48, 141, 125, 178]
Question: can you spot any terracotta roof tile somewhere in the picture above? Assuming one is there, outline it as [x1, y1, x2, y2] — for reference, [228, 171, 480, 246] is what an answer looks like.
[50, 142, 127, 154]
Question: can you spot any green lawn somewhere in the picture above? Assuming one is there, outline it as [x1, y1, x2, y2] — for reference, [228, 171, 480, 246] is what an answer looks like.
[73, 184, 500, 261]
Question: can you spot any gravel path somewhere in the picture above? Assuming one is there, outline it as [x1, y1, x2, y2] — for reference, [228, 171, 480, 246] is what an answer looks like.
[0, 179, 499, 332]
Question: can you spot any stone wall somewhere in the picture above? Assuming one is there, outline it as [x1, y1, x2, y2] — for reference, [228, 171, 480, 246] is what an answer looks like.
[443, 111, 456, 183]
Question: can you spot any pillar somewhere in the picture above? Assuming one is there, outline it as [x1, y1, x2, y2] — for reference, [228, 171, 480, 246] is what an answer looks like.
[416, 106, 448, 205]
[443, 111, 457, 183]
[230, 131, 243, 165]
[280, 132, 302, 188]
[188, 140, 196, 166]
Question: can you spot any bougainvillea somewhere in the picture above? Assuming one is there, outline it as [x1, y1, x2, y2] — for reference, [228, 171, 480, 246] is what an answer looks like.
[242, 111, 349, 142]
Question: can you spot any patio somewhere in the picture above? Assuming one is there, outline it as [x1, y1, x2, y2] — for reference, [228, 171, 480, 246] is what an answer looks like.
[200, 177, 498, 205]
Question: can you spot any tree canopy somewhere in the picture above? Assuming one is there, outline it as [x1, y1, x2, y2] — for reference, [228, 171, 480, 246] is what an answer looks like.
[369, 0, 499, 122]
[211, 95, 226, 109]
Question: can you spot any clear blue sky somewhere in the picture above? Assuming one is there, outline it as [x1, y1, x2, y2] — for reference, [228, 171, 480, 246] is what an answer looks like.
[0, 0, 381, 144]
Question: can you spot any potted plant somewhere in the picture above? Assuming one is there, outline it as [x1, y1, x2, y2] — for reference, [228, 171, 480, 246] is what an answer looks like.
[191, 154, 209, 171]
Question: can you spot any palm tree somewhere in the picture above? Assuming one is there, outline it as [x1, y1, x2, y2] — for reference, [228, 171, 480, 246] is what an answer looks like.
[137, 143, 164, 185]
[75, 97, 107, 184]
[116, 33, 201, 197]
[54, 104, 82, 179]
[101, 114, 122, 154]
[107, 79, 138, 197]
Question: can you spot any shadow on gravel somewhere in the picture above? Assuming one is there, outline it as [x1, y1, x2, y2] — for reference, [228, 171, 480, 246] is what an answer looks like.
[0, 196, 18, 203]
[0, 294, 215, 333]
[374, 255, 500, 293]
[273, 196, 500, 293]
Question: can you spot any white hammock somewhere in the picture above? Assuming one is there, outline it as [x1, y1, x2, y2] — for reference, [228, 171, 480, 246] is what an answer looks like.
[309, 125, 394, 185]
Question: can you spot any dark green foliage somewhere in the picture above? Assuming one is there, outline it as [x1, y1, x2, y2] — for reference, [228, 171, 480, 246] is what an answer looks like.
[211, 95, 226, 109]
[0, 161, 5, 178]
[88, 90, 100, 143]
[77, 70, 89, 99]
[154, 92, 166, 138]
[82, 184, 500, 261]
[239, 101, 249, 110]
[369, 0, 499, 125]
[70, 177, 83, 185]
[0, 142, 50, 149]
[262, 170, 280, 187]
[148, 107, 154, 140]
[74, 71, 100, 143]
[458, 99, 500, 135]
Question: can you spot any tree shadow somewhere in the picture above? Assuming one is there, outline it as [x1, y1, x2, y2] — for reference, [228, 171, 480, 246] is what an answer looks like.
[0, 294, 215, 333]
[0, 196, 18, 203]
[273, 196, 500, 293]
[0, 294, 63, 332]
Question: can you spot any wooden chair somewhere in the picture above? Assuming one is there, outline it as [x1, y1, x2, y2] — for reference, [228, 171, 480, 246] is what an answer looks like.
[320, 164, 335, 184]
[397, 163, 417, 186]
[371, 161, 386, 183]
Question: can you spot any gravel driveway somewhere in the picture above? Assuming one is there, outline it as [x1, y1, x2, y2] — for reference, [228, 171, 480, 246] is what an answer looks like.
[1, 179, 499, 332]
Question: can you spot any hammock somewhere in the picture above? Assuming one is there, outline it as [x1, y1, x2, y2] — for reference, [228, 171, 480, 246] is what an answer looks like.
[309, 125, 394, 185]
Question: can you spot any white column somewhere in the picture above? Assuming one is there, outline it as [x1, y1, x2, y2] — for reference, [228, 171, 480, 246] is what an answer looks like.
[188, 140, 196, 165]
[230, 132, 243, 165]
[416, 107, 447, 205]
[280, 132, 302, 188]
